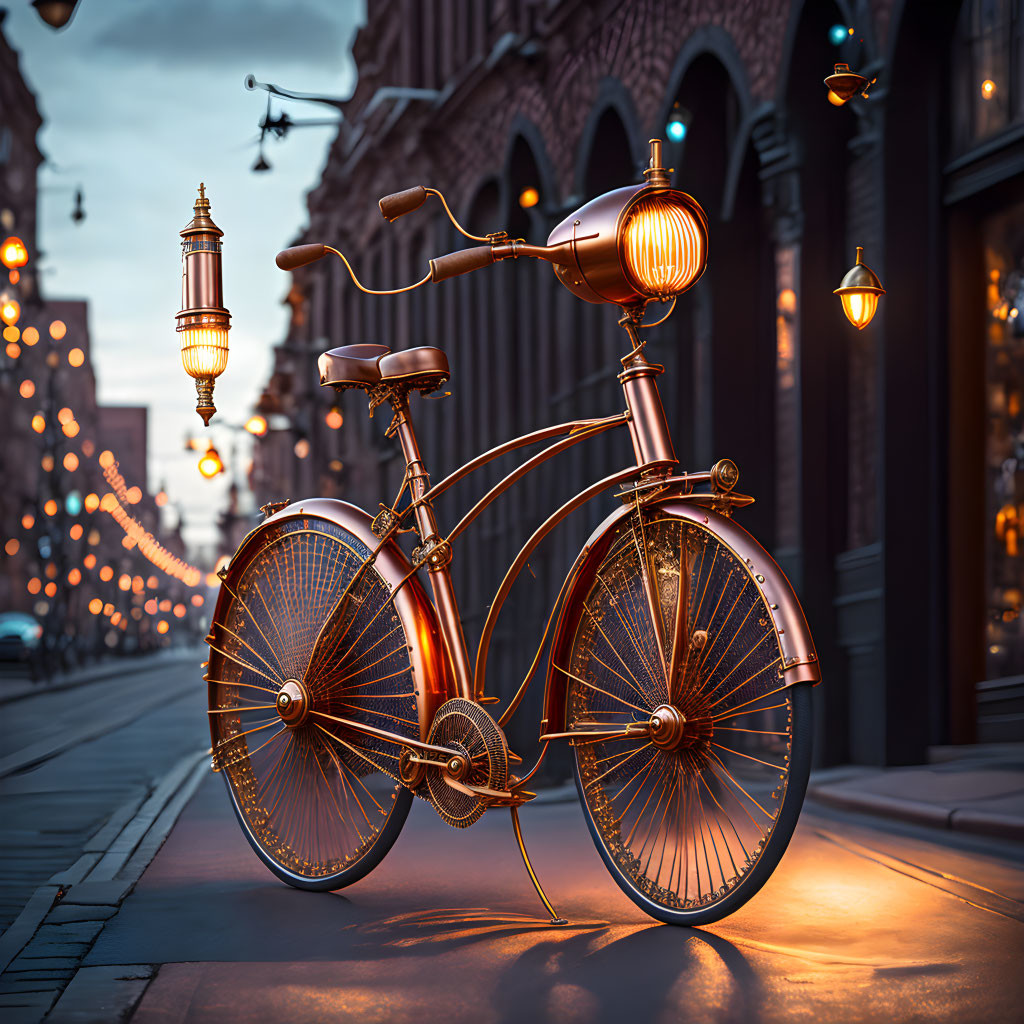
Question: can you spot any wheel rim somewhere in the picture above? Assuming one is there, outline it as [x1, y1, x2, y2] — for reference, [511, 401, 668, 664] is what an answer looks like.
[568, 513, 796, 914]
[208, 517, 418, 881]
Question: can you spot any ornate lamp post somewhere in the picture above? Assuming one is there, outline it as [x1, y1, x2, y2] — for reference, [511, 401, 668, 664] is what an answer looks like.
[176, 184, 231, 425]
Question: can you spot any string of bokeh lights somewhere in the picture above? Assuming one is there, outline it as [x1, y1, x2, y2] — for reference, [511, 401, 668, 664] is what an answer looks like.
[5, 313, 214, 637]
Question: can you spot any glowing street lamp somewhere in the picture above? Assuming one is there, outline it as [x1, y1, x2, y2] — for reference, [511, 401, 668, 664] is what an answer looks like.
[1, 236, 28, 269]
[198, 443, 225, 479]
[834, 246, 885, 329]
[0, 294, 20, 326]
[244, 414, 268, 436]
[176, 184, 231, 426]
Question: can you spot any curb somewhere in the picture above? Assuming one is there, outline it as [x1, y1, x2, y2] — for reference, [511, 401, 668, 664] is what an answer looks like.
[806, 785, 1024, 843]
[0, 751, 208, 1022]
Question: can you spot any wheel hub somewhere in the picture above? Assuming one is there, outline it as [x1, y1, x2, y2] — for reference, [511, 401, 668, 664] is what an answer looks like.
[276, 679, 309, 728]
[649, 704, 686, 749]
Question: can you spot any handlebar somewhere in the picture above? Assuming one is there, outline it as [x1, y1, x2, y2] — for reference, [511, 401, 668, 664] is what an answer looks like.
[428, 246, 495, 282]
[379, 186, 428, 222]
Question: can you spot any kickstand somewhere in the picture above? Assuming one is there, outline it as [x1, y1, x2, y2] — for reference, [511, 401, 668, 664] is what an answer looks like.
[510, 805, 567, 926]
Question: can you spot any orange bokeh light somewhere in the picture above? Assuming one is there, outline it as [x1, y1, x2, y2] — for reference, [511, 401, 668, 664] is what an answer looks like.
[22, 326, 38, 346]
[49, 319, 66, 341]
[43, 499, 58, 516]
[63, 452, 79, 472]
[173, 603, 186, 618]
[89, 598, 103, 615]
[84, 493, 99, 512]
[18, 379, 34, 399]
[68, 347, 85, 368]
[126, 486, 142, 504]
[21, 514, 34, 530]
[6, 342, 19, 358]
[99, 565, 114, 582]
[44, 581, 57, 598]
[5, 538, 20, 556]
[1, 236, 28, 269]
[118, 574, 131, 591]
[1, 298, 21, 326]
[41, 455, 54, 472]
[98, 450, 115, 469]
[157, 620, 169, 634]
[69, 523, 83, 541]
[31, 414, 45, 433]
[27, 578, 41, 595]
[62, 420, 80, 438]
[144, 599, 158, 615]
[67, 568, 81, 585]
[191, 594, 204, 607]
[84, 553, 96, 569]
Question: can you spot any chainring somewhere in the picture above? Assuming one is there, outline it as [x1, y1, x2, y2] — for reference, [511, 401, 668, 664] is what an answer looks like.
[425, 698, 509, 828]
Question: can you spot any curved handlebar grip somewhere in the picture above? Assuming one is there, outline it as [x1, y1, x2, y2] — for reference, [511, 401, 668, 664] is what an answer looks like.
[429, 246, 495, 282]
[379, 186, 428, 222]
[275, 243, 327, 271]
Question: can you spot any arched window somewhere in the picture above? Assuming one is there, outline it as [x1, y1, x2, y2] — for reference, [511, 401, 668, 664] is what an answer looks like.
[952, 0, 1024, 152]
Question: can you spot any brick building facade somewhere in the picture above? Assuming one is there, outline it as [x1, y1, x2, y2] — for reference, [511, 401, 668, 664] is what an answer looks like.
[252, 0, 1024, 765]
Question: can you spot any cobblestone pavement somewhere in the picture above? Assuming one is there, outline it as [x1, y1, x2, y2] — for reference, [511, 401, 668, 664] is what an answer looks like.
[0, 649, 207, 1021]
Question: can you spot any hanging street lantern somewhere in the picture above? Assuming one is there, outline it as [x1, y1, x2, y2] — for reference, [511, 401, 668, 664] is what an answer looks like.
[198, 443, 225, 479]
[1, 236, 28, 269]
[835, 246, 885, 329]
[176, 184, 231, 425]
[824, 63, 875, 106]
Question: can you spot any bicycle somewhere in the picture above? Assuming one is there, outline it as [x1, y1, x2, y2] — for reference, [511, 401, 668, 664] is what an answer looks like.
[205, 139, 820, 926]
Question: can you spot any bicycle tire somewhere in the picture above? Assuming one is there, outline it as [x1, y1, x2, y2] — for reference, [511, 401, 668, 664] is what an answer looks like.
[565, 510, 813, 925]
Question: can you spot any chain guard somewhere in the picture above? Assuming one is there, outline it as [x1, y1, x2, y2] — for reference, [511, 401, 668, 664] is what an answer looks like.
[424, 698, 509, 828]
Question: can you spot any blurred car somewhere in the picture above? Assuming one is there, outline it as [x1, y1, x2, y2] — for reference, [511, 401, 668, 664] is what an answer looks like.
[0, 611, 44, 662]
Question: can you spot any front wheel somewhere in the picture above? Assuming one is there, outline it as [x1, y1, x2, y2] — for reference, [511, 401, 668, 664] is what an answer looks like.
[566, 511, 813, 925]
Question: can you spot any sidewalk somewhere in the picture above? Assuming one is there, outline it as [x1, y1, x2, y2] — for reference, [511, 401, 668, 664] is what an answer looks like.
[808, 743, 1024, 843]
[0, 646, 204, 706]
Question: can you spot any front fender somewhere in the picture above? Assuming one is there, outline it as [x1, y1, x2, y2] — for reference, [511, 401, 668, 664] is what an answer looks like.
[210, 498, 451, 743]
[541, 499, 820, 736]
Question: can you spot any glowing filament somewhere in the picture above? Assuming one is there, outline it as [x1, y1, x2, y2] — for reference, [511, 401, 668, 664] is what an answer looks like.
[622, 195, 706, 299]
[179, 326, 229, 380]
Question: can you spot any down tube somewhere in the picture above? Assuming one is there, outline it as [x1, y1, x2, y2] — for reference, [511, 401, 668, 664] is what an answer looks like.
[471, 462, 672, 701]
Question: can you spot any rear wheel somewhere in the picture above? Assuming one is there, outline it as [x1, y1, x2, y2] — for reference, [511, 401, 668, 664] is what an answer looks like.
[207, 514, 419, 890]
[566, 511, 812, 925]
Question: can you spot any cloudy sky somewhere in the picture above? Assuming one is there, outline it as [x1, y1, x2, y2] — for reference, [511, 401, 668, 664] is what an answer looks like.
[4, 0, 364, 557]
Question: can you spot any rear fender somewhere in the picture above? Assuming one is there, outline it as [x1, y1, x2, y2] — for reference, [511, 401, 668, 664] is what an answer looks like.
[208, 498, 452, 746]
[541, 499, 820, 736]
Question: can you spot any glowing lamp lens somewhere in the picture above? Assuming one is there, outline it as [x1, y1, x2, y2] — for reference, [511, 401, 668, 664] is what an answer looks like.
[666, 118, 687, 142]
[621, 194, 707, 299]
[180, 326, 229, 380]
[829, 24, 848, 46]
[840, 291, 879, 330]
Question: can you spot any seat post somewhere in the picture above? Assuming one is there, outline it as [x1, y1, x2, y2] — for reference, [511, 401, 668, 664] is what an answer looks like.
[390, 395, 475, 701]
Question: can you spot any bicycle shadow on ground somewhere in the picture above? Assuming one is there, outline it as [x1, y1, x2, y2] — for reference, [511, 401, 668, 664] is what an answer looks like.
[342, 907, 759, 1022]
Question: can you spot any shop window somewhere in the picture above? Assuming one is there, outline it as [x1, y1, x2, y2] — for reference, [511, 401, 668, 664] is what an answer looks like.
[984, 200, 1024, 679]
[952, 0, 1024, 153]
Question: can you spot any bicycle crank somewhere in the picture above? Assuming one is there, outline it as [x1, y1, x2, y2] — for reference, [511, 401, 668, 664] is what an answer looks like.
[423, 698, 509, 827]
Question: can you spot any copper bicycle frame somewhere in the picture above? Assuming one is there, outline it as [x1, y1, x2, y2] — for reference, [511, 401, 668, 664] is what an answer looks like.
[298, 329, 684, 767]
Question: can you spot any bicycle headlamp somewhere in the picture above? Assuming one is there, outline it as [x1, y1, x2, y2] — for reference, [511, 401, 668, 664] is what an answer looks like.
[546, 141, 708, 309]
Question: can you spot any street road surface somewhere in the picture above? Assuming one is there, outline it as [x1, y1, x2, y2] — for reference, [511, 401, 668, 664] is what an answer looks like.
[92, 771, 1024, 1023]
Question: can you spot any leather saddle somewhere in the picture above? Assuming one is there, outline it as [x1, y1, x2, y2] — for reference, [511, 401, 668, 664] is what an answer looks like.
[318, 344, 449, 395]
